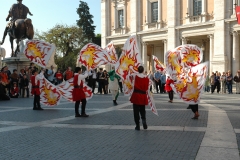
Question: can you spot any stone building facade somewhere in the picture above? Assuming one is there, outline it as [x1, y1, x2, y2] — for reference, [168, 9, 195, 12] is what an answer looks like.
[101, 0, 240, 75]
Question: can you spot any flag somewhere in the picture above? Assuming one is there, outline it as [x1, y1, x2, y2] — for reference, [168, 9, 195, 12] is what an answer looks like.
[24, 40, 56, 68]
[236, 6, 240, 24]
[104, 41, 118, 64]
[39, 78, 62, 106]
[165, 44, 208, 104]
[57, 78, 93, 102]
[79, 43, 109, 70]
[152, 55, 165, 72]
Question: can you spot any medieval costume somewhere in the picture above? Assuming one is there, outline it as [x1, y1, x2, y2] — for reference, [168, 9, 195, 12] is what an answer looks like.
[165, 76, 174, 103]
[130, 66, 149, 130]
[72, 67, 89, 117]
[10, 82, 19, 98]
[188, 104, 199, 119]
[0, 79, 10, 101]
[108, 69, 120, 106]
[31, 70, 44, 110]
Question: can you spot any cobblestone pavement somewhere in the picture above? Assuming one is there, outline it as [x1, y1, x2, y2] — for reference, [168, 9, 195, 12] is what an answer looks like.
[0, 92, 239, 160]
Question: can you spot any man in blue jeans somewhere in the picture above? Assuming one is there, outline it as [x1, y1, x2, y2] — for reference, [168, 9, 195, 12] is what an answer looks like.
[154, 71, 162, 93]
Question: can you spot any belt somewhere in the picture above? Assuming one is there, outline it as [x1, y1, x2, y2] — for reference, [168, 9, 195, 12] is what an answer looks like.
[32, 86, 39, 88]
[74, 86, 83, 89]
[133, 89, 146, 94]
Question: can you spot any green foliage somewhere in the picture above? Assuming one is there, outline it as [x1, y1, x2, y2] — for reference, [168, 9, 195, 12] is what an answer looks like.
[76, 1, 96, 41]
[93, 34, 101, 46]
[35, 24, 87, 57]
[115, 46, 122, 58]
[35, 24, 88, 69]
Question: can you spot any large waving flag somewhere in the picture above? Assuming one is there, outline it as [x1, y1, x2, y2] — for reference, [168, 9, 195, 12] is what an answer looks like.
[104, 41, 118, 64]
[79, 42, 119, 70]
[39, 78, 62, 106]
[152, 55, 165, 72]
[115, 35, 158, 116]
[165, 44, 208, 104]
[57, 78, 93, 102]
[24, 40, 56, 68]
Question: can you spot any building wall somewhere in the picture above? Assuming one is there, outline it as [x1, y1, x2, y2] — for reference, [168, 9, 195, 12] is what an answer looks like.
[102, 0, 240, 74]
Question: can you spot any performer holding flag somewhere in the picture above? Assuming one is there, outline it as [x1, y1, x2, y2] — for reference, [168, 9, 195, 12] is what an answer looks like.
[108, 66, 120, 106]
[31, 69, 44, 110]
[130, 66, 149, 131]
[72, 67, 89, 117]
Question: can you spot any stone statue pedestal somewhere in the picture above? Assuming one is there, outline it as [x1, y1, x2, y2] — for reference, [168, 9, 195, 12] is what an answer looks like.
[1, 41, 31, 72]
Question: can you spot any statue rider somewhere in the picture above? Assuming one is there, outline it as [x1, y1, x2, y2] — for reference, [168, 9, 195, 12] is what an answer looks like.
[5, 0, 33, 39]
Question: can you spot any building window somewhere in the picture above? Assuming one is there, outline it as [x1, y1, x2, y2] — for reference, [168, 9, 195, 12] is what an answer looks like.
[118, 10, 124, 28]
[193, 0, 202, 16]
[151, 2, 158, 23]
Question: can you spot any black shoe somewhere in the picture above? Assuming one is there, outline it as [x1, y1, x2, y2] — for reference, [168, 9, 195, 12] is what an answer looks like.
[135, 126, 140, 130]
[75, 114, 81, 117]
[113, 100, 118, 106]
[33, 107, 38, 110]
[81, 113, 89, 117]
[142, 120, 148, 129]
[38, 107, 44, 110]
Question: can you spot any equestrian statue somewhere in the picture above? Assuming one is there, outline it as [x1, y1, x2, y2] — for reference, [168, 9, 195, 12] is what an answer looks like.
[0, 0, 34, 57]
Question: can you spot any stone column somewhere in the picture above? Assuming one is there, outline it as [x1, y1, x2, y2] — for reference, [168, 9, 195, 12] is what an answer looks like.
[142, 42, 148, 70]
[202, 0, 207, 22]
[181, 37, 187, 45]
[208, 34, 214, 74]
[130, 0, 138, 33]
[146, 0, 149, 24]
[101, 0, 108, 47]
[232, 0, 236, 17]
[158, 0, 162, 28]
[233, 31, 239, 74]
[163, 39, 167, 65]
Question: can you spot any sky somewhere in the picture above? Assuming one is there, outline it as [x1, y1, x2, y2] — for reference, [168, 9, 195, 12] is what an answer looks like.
[0, 0, 101, 58]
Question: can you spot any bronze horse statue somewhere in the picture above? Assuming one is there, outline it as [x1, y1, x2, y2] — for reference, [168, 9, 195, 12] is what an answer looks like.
[0, 18, 34, 57]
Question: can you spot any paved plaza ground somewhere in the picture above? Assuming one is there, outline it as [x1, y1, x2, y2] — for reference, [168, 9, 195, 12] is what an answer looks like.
[0, 91, 240, 160]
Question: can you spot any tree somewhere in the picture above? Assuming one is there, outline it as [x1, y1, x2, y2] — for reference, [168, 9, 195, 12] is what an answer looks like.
[76, 1, 96, 41]
[35, 24, 88, 69]
[93, 34, 101, 46]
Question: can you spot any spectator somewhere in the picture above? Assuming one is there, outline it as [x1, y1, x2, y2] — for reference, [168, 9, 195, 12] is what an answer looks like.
[64, 67, 74, 81]
[47, 65, 55, 84]
[210, 72, 215, 93]
[55, 69, 63, 85]
[10, 82, 19, 98]
[154, 71, 162, 93]
[220, 72, 226, 94]
[204, 75, 210, 92]
[226, 72, 233, 94]
[97, 68, 105, 94]
[0, 77, 10, 101]
[214, 72, 221, 94]
[160, 72, 166, 93]
[20, 74, 29, 98]
[233, 70, 240, 94]
[103, 70, 109, 94]
[10, 69, 19, 88]
[91, 69, 97, 93]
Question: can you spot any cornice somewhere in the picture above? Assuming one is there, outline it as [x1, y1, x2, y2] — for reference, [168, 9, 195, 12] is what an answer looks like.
[175, 21, 215, 30]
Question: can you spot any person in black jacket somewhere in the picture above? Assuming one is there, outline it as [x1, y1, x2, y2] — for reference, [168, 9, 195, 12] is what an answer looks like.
[20, 74, 29, 98]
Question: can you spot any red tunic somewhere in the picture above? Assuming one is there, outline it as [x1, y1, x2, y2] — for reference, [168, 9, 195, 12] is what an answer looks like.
[72, 74, 86, 101]
[55, 72, 63, 80]
[31, 75, 40, 95]
[65, 70, 74, 80]
[130, 75, 149, 105]
[11, 87, 19, 95]
[165, 78, 174, 92]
